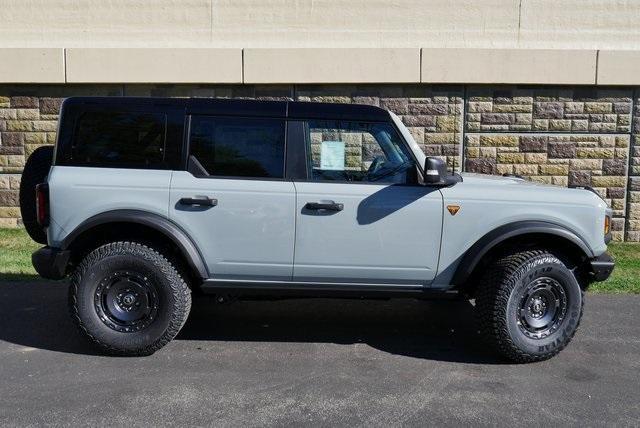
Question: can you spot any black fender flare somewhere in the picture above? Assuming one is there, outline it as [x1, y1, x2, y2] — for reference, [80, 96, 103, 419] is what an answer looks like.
[61, 209, 208, 279]
[451, 220, 594, 286]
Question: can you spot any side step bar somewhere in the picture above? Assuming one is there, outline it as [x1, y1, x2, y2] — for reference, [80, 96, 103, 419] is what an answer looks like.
[200, 279, 460, 299]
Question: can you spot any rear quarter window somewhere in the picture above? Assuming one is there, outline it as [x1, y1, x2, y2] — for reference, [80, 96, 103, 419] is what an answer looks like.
[61, 110, 168, 169]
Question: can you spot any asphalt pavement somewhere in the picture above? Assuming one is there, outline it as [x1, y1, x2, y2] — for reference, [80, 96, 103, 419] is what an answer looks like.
[0, 278, 638, 427]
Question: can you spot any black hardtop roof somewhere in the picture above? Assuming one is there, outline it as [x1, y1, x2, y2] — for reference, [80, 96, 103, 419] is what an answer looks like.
[62, 96, 392, 122]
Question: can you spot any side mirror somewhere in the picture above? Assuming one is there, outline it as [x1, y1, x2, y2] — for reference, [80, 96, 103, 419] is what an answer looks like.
[423, 157, 447, 185]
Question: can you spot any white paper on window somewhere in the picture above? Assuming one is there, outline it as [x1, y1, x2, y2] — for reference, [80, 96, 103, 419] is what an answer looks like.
[320, 140, 345, 170]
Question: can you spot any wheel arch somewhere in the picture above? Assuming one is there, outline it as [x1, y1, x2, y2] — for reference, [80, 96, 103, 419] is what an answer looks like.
[61, 209, 208, 281]
[451, 221, 594, 290]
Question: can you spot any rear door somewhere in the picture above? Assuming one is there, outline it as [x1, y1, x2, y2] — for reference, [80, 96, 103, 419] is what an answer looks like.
[291, 119, 443, 284]
[169, 115, 296, 281]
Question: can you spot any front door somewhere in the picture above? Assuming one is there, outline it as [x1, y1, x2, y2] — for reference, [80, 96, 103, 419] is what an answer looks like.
[293, 119, 443, 284]
[169, 115, 296, 281]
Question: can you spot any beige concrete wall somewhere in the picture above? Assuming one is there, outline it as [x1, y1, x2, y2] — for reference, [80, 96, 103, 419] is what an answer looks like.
[0, 0, 212, 47]
[244, 49, 420, 84]
[0, 49, 64, 83]
[422, 49, 597, 84]
[1, 1, 640, 85]
[597, 51, 640, 85]
[1, 0, 639, 50]
[66, 49, 242, 83]
[519, 0, 640, 50]
[211, 0, 519, 49]
[1, 47, 639, 85]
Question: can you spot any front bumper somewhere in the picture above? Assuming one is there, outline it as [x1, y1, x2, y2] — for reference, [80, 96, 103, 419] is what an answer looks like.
[32, 246, 71, 280]
[588, 252, 615, 282]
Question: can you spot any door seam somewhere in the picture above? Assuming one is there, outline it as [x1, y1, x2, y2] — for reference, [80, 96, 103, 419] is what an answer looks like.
[433, 188, 446, 283]
[291, 180, 298, 280]
[167, 170, 174, 220]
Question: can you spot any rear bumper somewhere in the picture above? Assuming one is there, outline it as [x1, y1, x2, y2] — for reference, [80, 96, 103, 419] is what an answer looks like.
[588, 252, 615, 282]
[32, 246, 70, 280]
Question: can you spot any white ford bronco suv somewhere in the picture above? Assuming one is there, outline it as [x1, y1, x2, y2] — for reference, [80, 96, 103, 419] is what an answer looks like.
[20, 97, 614, 362]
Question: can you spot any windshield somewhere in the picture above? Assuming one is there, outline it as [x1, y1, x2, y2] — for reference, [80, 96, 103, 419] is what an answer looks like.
[389, 112, 426, 169]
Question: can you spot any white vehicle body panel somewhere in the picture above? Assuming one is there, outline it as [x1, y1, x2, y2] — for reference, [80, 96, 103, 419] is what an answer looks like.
[169, 171, 296, 281]
[432, 173, 609, 286]
[292, 181, 443, 284]
[47, 166, 172, 247]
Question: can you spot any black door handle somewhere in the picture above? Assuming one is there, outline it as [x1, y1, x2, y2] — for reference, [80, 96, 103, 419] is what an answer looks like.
[304, 201, 344, 211]
[179, 197, 217, 207]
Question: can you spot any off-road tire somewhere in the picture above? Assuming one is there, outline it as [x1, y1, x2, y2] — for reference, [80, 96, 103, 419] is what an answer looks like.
[476, 250, 584, 363]
[69, 242, 191, 356]
[19, 145, 54, 244]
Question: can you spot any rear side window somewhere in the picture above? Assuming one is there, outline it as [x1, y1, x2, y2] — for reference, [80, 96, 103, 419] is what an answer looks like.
[69, 111, 167, 168]
[189, 116, 285, 178]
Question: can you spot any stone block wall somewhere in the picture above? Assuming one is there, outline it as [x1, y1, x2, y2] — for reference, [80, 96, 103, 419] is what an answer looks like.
[466, 87, 632, 133]
[464, 86, 634, 242]
[0, 96, 61, 227]
[0, 83, 638, 242]
[628, 93, 640, 241]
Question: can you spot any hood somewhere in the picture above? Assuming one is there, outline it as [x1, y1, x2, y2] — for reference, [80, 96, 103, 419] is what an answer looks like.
[456, 172, 607, 206]
[460, 172, 547, 187]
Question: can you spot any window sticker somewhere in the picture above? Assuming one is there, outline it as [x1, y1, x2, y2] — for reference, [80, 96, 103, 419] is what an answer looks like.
[320, 140, 345, 170]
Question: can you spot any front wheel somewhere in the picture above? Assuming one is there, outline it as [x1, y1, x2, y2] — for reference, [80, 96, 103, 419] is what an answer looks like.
[476, 250, 584, 363]
[69, 242, 191, 356]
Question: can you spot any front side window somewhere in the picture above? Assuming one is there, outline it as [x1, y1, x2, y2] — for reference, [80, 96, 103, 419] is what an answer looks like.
[306, 120, 416, 184]
[189, 116, 285, 179]
[71, 111, 166, 168]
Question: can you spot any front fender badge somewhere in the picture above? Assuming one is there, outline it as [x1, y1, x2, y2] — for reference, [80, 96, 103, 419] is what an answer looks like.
[447, 205, 461, 216]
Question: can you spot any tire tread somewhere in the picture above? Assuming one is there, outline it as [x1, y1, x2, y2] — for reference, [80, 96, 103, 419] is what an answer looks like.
[475, 249, 584, 363]
[69, 241, 191, 356]
[19, 145, 54, 244]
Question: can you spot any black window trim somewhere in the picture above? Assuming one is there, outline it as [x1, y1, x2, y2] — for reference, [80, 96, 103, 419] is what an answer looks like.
[284, 120, 307, 180]
[185, 114, 289, 182]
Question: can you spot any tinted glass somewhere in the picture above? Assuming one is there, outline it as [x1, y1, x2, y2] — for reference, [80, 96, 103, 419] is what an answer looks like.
[189, 116, 285, 178]
[71, 111, 166, 168]
[306, 120, 415, 184]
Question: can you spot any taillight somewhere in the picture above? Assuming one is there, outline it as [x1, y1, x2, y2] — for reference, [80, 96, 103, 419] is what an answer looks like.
[35, 183, 49, 227]
[604, 215, 611, 236]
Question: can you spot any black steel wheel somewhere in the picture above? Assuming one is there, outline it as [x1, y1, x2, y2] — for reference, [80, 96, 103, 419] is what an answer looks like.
[70, 242, 191, 356]
[476, 250, 584, 363]
[95, 271, 160, 333]
[516, 277, 567, 340]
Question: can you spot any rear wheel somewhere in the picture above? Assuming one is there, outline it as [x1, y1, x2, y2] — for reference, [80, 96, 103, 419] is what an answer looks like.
[69, 242, 191, 356]
[19, 145, 54, 244]
[476, 250, 584, 363]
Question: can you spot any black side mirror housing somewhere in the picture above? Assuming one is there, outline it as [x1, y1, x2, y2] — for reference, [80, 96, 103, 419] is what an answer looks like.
[423, 157, 448, 185]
